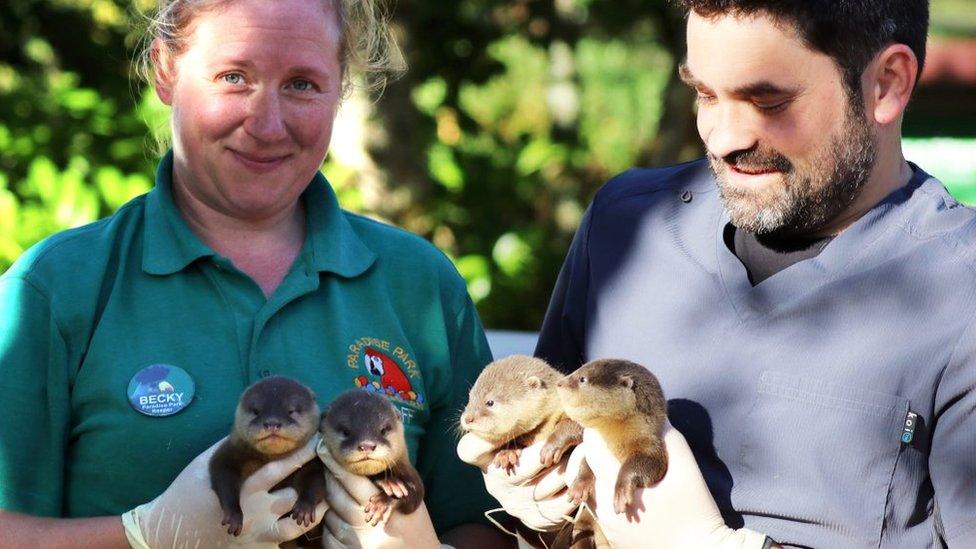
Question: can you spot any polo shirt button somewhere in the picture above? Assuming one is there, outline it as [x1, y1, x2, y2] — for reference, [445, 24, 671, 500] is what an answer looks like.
[680, 190, 693, 203]
[259, 369, 271, 378]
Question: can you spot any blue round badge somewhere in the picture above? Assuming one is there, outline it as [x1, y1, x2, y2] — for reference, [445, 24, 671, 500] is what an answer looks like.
[127, 364, 195, 417]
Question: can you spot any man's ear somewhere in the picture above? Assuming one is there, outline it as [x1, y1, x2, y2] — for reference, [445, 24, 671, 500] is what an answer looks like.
[868, 43, 918, 125]
[151, 38, 177, 105]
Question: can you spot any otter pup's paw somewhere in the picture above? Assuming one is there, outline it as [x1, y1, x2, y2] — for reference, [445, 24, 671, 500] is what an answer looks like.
[568, 476, 595, 506]
[221, 508, 244, 536]
[364, 493, 394, 526]
[376, 477, 409, 499]
[539, 439, 567, 467]
[614, 452, 666, 518]
[291, 498, 319, 527]
[492, 448, 522, 474]
[612, 483, 642, 518]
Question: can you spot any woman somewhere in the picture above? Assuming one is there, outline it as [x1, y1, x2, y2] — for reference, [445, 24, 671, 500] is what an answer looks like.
[0, 0, 506, 546]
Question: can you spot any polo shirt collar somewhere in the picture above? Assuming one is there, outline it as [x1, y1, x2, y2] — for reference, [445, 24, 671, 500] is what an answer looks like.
[142, 152, 214, 275]
[302, 169, 377, 278]
[142, 151, 376, 278]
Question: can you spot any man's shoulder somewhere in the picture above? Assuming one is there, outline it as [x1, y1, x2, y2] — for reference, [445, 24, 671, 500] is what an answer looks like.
[901, 171, 976, 260]
[593, 158, 714, 211]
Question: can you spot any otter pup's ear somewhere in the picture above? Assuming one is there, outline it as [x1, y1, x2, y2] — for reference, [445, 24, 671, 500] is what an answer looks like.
[619, 375, 634, 390]
[319, 408, 330, 430]
[527, 375, 546, 389]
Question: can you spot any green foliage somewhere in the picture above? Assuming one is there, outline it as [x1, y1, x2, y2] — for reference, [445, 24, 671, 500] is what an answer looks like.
[12, 1, 971, 331]
[0, 0, 158, 268]
[353, 0, 692, 329]
[1, 0, 693, 330]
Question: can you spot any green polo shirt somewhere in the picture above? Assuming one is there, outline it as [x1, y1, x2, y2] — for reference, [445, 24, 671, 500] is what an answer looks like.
[0, 152, 494, 533]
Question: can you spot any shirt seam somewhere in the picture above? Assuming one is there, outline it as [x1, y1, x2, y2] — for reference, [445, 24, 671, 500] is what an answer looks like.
[930, 296, 976, 543]
[2, 275, 71, 362]
[940, 297, 976, 393]
[891, 189, 976, 275]
[10, 201, 141, 277]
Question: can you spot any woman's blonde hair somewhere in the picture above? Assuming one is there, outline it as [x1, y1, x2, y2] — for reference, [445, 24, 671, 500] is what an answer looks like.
[136, 0, 404, 98]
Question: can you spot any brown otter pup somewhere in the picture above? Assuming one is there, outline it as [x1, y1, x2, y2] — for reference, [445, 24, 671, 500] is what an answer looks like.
[557, 358, 668, 521]
[208, 376, 325, 536]
[319, 390, 424, 526]
[460, 355, 583, 472]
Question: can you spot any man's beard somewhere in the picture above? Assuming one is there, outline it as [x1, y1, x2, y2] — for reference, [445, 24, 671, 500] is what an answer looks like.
[709, 102, 877, 237]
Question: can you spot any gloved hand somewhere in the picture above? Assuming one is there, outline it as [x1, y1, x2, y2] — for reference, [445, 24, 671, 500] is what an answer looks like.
[122, 435, 327, 548]
[456, 433, 579, 533]
[578, 422, 769, 548]
[315, 437, 442, 549]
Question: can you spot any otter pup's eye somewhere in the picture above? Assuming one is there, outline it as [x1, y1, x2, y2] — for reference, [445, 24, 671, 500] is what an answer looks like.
[381, 425, 392, 435]
[340, 428, 350, 438]
[579, 376, 587, 384]
[250, 407, 260, 415]
[485, 400, 495, 407]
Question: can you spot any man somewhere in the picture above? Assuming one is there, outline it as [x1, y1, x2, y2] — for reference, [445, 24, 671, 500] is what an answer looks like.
[463, 0, 976, 547]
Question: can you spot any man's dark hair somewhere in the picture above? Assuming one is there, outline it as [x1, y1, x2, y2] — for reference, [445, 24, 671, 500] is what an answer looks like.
[677, 1, 930, 101]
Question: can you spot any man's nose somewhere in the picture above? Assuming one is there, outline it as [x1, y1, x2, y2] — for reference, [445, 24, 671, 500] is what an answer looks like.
[243, 88, 288, 142]
[702, 103, 759, 160]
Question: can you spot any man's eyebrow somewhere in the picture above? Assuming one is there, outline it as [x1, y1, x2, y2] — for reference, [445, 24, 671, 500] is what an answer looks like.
[732, 81, 799, 97]
[679, 63, 798, 98]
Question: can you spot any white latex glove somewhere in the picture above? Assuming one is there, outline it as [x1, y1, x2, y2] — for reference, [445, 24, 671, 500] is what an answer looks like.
[122, 435, 327, 549]
[456, 433, 579, 533]
[315, 437, 441, 549]
[580, 422, 769, 548]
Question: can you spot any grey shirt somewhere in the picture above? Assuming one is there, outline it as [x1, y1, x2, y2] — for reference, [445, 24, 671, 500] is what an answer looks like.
[536, 159, 976, 548]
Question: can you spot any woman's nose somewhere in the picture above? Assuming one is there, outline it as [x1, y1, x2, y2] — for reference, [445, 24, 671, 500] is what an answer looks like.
[243, 88, 288, 142]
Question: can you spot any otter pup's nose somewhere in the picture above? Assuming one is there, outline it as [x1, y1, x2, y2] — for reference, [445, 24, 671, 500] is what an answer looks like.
[462, 413, 474, 425]
[264, 420, 282, 431]
[557, 377, 568, 388]
[359, 442, 377, 453]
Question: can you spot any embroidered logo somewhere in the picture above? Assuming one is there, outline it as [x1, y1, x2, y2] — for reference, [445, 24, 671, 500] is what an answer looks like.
[347, 337, 425, 423]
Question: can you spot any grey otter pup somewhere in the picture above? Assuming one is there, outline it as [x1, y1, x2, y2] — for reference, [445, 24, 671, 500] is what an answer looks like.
[320, 390, 424, 525]
[461, 355, 583, 472]
[209, 376, 325, 536]
[557, 358, 668, 520]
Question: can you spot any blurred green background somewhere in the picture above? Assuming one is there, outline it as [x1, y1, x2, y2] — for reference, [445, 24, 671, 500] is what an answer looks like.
[1, 0, 974, 330]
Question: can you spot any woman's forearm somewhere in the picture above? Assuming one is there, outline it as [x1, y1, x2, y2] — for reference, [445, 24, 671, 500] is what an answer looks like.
[0, 510, 129, 549]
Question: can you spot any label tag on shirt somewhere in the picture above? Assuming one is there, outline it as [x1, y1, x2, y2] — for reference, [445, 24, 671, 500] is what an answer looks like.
[127, 364, 195, 417]
[901, 411, 918, 444]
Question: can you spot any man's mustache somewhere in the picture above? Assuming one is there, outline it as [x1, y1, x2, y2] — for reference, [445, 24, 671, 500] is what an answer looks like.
[711, 147, 793, 173]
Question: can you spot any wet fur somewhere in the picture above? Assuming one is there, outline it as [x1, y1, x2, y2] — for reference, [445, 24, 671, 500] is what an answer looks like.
[209, 376, 325, 537]
[320, 390, 424, 524]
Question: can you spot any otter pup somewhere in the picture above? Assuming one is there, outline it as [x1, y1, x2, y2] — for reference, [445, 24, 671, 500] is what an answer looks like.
[319, 390, 424, 526]
[460, 355, 583, 472]
[209, 376, 325, 536]
[556, 358, 668, 520]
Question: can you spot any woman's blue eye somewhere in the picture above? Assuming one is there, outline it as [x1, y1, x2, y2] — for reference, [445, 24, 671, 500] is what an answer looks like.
[222, 73, 244, 85]
[291, 79, 314, 92]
